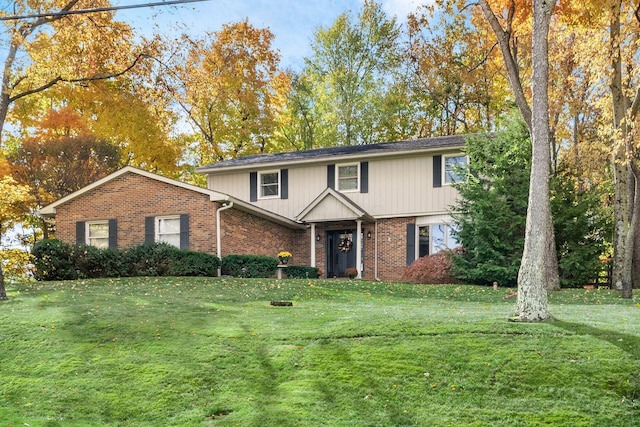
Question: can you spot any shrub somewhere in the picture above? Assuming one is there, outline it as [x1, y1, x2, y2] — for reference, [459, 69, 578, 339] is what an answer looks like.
[124, 242, 180, 277]
[284, 265, 319, 279]
[221, 255, 278, 278]
[402, 250, 462, 284]
[168, 251, 220, 277]
[32, 239, 77, 281]
[73, 245, 125, 279]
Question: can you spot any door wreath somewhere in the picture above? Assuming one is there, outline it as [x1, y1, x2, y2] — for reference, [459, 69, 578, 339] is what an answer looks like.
[338, 237, 353, 252]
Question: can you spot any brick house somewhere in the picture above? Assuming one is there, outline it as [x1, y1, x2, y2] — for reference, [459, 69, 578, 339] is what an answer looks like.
[39, 135, 466, 281]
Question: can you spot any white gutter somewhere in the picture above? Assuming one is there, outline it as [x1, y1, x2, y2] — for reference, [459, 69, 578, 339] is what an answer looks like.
[216, 202, 234, 276]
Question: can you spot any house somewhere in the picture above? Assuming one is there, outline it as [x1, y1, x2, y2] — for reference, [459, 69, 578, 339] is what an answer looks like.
[39, 135, 466, 281]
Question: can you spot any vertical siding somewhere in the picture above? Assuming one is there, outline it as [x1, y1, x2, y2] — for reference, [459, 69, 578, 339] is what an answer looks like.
[205, 151, 462, 219]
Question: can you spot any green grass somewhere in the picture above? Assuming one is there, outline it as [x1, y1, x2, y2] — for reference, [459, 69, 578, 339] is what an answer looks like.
[1, 277, 639, 426]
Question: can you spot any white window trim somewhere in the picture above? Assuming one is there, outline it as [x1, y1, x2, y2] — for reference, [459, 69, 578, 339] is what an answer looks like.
[414, 220, 458, 259]
[86, 220, 109, 248]
[156, 215, 181, 248]
[443, 154, 468, 185]
[336, 162, 360, 193]
[258, 170, 280, 199]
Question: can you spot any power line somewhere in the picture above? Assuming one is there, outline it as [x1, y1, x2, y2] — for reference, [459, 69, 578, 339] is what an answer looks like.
[0, 0, 211, 21]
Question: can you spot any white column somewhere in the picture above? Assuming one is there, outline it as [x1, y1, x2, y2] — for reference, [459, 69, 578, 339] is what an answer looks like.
[310, 223, 316, 267]
[356, 219, 362, 279]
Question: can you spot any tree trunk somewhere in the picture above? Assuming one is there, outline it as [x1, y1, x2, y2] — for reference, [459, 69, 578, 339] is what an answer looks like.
[609, 0, 632, 293]
[0, 263, 7, 300]
[514, 0, 555, 321]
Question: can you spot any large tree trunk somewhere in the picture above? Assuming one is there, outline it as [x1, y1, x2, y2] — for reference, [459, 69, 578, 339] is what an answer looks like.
[513, 0, 555, 321]
[609, 0, 633, 294]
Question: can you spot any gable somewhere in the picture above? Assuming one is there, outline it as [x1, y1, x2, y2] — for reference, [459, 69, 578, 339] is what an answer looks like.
[296, 188, 373, 223]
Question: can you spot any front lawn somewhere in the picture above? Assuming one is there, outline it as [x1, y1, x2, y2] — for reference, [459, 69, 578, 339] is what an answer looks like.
[1, 278, 639, 426]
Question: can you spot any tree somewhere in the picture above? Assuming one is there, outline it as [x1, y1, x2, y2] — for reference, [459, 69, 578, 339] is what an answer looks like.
[452, 118, 611, 288]
[0, 1, 150, 143]
[451, 119, 530, 286]
[407, 4, 511, 136]
[0, 175, 29, 299]
[303, 0, 405, 146]
[475, 0, 557, 320]
[153, 20, 284, 164]
[7, 111, 121, 238]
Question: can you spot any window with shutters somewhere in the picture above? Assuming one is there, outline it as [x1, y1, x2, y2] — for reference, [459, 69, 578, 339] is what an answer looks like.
[86, 221, 109, 248]
[156, 215, 181, 248]
[259, 170, 279, 199]
[337, 163, 359, 192]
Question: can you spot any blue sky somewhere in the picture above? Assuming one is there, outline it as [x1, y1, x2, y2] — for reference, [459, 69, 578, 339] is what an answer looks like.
[112, 0, 426, 70]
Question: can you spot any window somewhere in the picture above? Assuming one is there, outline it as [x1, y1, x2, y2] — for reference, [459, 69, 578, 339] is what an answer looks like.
[86, 221, 109, 248]
[418, 226, 430, 257]
[156, 216, 181, 248]
[337, 163, 359, 191]
[259, 171, 279, 198]
[444, 155, 468, 184]
[416, 223, 459, 256]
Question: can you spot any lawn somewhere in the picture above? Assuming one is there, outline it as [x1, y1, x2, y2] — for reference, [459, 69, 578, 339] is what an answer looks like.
[1, 277, 639, 426]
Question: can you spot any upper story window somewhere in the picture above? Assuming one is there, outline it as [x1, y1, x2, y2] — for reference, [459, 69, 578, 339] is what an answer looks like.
[444, 155, 468, 184]
[259, 170, 280, 198]
[86, 221, 109, 248]
[156, 215, 181, 248]
[337, 163, 359, 192]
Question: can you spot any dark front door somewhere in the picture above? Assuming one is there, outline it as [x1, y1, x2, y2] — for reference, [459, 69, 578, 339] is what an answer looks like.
[326, 230, 357, 277]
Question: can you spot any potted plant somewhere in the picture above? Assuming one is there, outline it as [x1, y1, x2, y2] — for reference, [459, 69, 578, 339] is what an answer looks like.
[345, 267, 358, 279]
[278, 251, 292, 265]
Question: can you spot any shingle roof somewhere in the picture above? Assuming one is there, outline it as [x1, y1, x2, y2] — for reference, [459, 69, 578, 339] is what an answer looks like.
[196, 134, 467, 172]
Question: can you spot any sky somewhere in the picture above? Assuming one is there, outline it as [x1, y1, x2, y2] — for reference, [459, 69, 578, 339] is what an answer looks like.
[111, 0, 426, 70]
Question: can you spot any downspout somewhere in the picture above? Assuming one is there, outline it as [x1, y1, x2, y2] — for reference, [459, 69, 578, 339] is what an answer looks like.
[374, 220, 380, 281]
[216, 201, 234, 276]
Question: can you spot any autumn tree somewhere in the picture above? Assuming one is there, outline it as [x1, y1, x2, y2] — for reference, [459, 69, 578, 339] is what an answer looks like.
[7, 108, 121, 237]
[0, 1, 151, 144]
[407, 4, 511, 136]
[151, 20, 284, 164]
[0, 175, 29, 299]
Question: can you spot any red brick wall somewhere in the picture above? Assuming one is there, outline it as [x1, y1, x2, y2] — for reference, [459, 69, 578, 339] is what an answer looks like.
[219, 207, 308, 262]
[374, 217, 414, 282]
[54, 172, 218, 253]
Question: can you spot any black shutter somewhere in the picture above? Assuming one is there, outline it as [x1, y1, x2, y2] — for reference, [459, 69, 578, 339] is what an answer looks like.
[327, 164, 335, 189]
[250, 172, 258, 202]
[280, 169, 288, 199]
[108, 219, 117, 249]
[145, 216, 155, 243]
[180, 214, 189, 250]
[76, 221, 85, 245]
[360, 161, 368, 193]
[433, 155, 442, 188]
[406, 223, 416, 266]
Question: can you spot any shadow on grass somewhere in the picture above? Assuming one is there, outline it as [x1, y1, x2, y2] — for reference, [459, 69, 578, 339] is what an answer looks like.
[553, 319, 640, 402]
[553, 319, 640, 359]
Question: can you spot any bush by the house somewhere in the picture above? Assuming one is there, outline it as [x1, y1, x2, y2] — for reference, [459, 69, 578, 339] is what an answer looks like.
[284, 265, 319, 279]
[221, 255, 278, 278]
[74, 244, 125, 279]
[124, 242, 180, 276]
[168, 250, 221, 277]
[402, 250, 462, 284]
[32, 240, 221, 280]
[32, 239, 77, 281]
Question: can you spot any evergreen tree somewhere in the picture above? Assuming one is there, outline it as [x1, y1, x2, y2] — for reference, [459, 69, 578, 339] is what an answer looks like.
[451, 119, 611, 287]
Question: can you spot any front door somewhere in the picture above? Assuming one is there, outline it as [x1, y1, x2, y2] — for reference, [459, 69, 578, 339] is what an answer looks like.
[326, 230, 357, 277]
